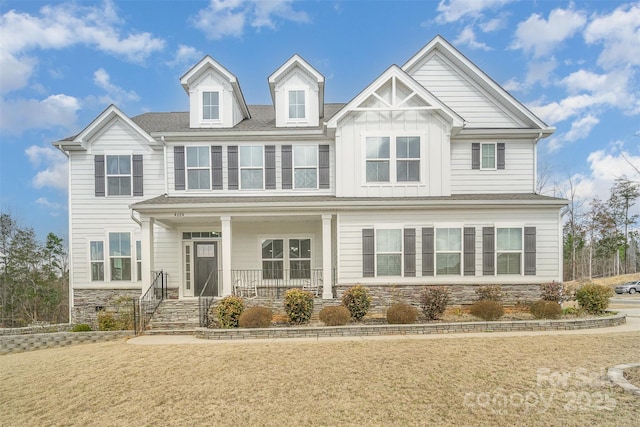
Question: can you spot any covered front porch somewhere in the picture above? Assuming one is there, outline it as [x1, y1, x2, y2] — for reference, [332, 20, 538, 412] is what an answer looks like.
[133, 196, 337, 302]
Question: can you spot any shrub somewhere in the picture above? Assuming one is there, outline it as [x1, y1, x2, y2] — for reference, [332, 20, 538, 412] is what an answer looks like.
[575, 283, 613, 314]
[419, 287, 450, 320]
[97, 310, 119, 331]
[319, 305, 351, 326]
[386, 303, 418, 324]
[470, 300, 504, 321]
[238, 306, 272, 328]
[540, 281, 564, 302]
[529, 300, 562, 319]
[563, 306, 582, 316]
[71, 323, 92, 332]
[284, 288, 314, 324]
[475, 285, 503, 302]
[216, 296, 245, 328]
[341, 285, 372, 321]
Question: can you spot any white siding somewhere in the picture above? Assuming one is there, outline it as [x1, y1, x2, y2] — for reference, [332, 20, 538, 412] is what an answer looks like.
[274, 68, 320, 127]
[409, 53, 525, 128]
[335, 109, 451, 197]
[450, 140, 535, 194]
[187, 72, 240, 128]
[337, 208, 561, 284]
[70, 118, 165, 289]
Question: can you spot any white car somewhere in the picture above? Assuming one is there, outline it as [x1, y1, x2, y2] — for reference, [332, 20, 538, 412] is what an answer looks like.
[615, 281, 640, 294]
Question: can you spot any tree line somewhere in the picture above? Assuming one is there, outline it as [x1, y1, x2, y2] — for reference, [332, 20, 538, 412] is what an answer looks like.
[0, 212, 68, 327]
[562, 176, 640, 281]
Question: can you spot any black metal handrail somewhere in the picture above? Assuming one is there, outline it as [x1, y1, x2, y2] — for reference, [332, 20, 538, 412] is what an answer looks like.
[136, 270, 167, 334]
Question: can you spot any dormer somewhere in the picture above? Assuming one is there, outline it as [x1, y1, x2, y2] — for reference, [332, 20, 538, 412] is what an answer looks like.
[180, 56, 250, 129]
[268, 55, 325, 128]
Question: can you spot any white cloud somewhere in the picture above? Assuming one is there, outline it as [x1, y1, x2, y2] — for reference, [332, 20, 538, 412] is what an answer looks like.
[0, 0, 165, 93]
[524, 58, 557, 88]
[192, 0, 309, 40]
[563, 114, 599, 143]
[435, 0, 513, 23]
[0, 94, 80, 135]
[93, 68, 139, 105]
[35, 197, 65, 216]
[511, 7, 586, 57]
[167, 45, 204, 68]
[480, 17, 506, 32]
[26, 145, 68, 192]
[454, 26, 491, 51]
[584, 2, 640, 69]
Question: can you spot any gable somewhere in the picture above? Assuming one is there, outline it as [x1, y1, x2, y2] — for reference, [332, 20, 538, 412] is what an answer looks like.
[86, 117, 155, 153]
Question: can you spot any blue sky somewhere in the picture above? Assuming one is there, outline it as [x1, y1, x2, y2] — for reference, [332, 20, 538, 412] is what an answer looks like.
[1, 0, 639, 241]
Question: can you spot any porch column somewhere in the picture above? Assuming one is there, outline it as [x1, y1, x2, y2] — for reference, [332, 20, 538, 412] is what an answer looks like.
[221, 216, 232, 296]
[322, 214, 333, 299]
[141, 216, 155, 289]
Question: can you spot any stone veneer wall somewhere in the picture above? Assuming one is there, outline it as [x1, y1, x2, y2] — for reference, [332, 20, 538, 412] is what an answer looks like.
[335, 284, 542, 314]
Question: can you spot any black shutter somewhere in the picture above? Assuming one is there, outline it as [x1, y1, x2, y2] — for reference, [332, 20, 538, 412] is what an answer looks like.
[524, 227, 536, 275]
[404, 228, 416, 277]
[94, 155, 105, 197]
[422, 227, 434, 276]
[483, 227, 495, 275]
[211, 146, 223, 190]
[228, 146, 238, 190]
[174, 146, 185, 190]
[265, 145, 276, 189]
[497, 143, 505, 169]
[472, 143, 480, 170]
[282, 145, 292, 189]
[362, 229, 375, 278]
[132, 154, 143, 196]
[463, 227, 475, 276]
[319, 145, 330, 189]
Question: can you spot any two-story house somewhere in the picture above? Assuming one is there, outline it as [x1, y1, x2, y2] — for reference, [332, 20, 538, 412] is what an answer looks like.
[55, 36, 567, 325]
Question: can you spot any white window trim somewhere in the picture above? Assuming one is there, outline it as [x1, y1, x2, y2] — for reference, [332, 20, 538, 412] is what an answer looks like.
[362, 132, 426, 186]
[286, 87, 309, 124]
[239, 145, 265, 190]
[107, 230, 134, 282]
[495, 225, 524, 276]
[200, 88, 223, 125]
[293, 144, 319, 190]
[185, 146, 211, 191]
[89, 240, 105, 282]
[480, 142, 497, 171]
[434, 227, 463, 276]
[105, 153, 132, 197]
[258, 235, 314, 277]
[373, 226, 404, 278]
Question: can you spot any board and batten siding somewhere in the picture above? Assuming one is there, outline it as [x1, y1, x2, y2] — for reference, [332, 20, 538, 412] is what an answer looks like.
[69, 119, 165, 288]
[408, 53, 525, 128]
[167, 142, 335, 196]
[335, 109, 450, 198]
[337, 208, 561, 285]
[450, 140, 536, 194]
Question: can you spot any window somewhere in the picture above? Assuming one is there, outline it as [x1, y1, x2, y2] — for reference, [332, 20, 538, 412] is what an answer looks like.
[262, 239, 283, 279]
[202, 91, 219, 121]
[293, 146, 318, 188]
[288, 90, 305, 119]
[496, 228, 522, 274]
[136, 240, 142, 282]
[435, 228, 461, 275]
[289, 239, 311, 279]
[90, 241, 104, 281]
[186, 146, 210, 190]
[366, 137, 390, 182]
[396, 137, 420, 182]
[240, 146, 264, 189]
[376, 229, 402, 276]
[481, 143, 496, 170]
[106, 155, 131, 196]
[109, 232, 131, 281]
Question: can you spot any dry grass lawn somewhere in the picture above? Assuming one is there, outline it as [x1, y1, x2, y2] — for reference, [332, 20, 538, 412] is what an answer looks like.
[1, 332, 639, 426]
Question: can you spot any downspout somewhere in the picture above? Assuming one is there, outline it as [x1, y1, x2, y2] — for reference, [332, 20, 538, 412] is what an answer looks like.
[533, 132, 543, 194]
[161, 135, 168, 195]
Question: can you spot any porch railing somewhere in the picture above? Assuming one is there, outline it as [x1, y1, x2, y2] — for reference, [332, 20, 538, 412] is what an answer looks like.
[136, 270, 167, 334]
[232, 268, 326, 299]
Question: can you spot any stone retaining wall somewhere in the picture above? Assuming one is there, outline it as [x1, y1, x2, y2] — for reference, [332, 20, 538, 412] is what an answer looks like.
[0, 331, 131, 355]
[0, 323, 72, 336]
[196, 313, 626, 340]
